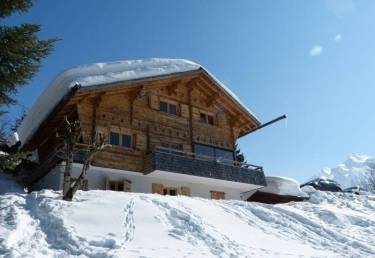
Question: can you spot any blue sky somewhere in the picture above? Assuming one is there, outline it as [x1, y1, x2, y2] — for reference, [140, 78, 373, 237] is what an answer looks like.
[5, 0, 375, 182]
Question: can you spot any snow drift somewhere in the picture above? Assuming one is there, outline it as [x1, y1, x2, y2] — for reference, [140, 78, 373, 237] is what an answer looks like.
[1, 178, 374, 258]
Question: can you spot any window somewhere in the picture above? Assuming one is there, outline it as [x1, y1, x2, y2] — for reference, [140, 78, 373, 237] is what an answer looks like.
[122, 134, 132, 148]
[160, 143, 183, 150]
[152, 183, 189, 196]
[160, 143, 183, 155]
[108, 179, 131, 192]
[169, 189, 177, 196]
[194, 143, 234, 161]
[200, 113, 214, 125]
[109, 132, 133, 148]
[160, 101, 178, 115]
[194, 144, 214, 157]
[160, 101, 168, 113]
[169, 104, 177, 115]
[215, 148, 235, 160]
[163, 187, 178, 196]
[110, 132, 119, 145]
[210, 191, 225, 200]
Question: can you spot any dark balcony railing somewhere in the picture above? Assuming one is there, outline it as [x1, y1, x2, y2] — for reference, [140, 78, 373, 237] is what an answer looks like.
[144, 146, 267, 186]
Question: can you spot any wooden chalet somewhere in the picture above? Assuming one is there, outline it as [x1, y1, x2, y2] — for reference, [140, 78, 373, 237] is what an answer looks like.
[18, 59, 267, 200]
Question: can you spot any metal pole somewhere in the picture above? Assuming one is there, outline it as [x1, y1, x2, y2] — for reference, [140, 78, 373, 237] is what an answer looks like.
[246, 114, 287, 135]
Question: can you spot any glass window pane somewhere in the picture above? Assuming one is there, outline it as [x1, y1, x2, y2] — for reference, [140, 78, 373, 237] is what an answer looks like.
[122, 134, 132, 147]
[200, 113, 207, 123]
[207, 115, 214, 125]
[169, 189, 177, 196]
[110, 182, 116, 191]
[117, 182, 124, 191]
[160, 101, 168, 112]
[110, 132, 119, 145]
[194, 144, 214, 157]
[169, 104, 177, 115]
[215, 148, 234, 161]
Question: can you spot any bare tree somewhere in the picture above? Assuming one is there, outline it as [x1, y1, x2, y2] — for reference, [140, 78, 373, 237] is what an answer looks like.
[63, 132, 107, 201]
[59, 116, 108, 201]
[60, 117, 81, 199]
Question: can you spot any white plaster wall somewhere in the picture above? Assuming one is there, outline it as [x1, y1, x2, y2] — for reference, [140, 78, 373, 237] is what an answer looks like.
[33, 164, 64, 191]
[74, 164, 246, 200]
[35, 163, 257, 200]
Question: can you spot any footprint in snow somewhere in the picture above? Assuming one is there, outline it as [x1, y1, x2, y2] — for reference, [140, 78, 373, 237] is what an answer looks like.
[123, 199, 135, 244]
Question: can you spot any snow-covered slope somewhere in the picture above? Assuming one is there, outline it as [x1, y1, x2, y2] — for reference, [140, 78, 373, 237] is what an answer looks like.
[1, 182, 374, 258]
[320, 154, 375, 189]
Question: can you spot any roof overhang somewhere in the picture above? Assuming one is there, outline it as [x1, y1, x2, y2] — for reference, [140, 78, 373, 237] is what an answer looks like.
[18, 59, 260, 148]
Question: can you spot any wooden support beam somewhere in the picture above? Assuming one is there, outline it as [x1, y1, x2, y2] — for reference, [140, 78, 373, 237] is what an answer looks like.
[205, 92, 219, 107]
[129, 85, 144, 125]
[91, 94, 104, 142]
[166, 80, 181, 96]
[186, 79, 197, 150]
[129, 85, 144, 102]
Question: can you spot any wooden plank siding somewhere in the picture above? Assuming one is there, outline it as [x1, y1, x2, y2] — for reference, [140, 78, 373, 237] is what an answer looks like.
[25, 72, 258, 176]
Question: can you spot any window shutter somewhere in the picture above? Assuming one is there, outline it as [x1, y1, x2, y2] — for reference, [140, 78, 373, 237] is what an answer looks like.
[149, 95, 160, 110]
[180, 186, 191, 196]
[152, 183, 164, 194]
[210, 191, 225, 200]
[124, 179, 132, 192]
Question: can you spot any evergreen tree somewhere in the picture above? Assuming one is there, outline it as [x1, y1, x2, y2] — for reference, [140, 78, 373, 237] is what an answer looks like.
[0, 0, 56, 171]
[234, 142, 245, 163]
[0, 0, 56, 114]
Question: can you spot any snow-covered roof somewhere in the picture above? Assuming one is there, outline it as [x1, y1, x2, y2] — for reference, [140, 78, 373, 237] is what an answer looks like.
[18, 58, 260, 147]
[259, 176, 309, 198]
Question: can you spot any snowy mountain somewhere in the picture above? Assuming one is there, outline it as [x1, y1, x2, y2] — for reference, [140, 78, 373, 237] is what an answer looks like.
[320, 154, 375, 189]
[1, 175, 374, 258]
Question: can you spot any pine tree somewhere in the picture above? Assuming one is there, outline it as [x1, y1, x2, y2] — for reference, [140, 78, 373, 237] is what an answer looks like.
[0, 0, 56, 171]
[234, 142, 245, 163]
[0, 0, 56, 114]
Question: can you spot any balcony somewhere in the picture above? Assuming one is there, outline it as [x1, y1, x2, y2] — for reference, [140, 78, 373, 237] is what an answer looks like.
[144, 147, 267, 187]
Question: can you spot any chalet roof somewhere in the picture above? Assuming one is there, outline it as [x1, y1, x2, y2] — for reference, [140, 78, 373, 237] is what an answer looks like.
[17, 58, 260, 147]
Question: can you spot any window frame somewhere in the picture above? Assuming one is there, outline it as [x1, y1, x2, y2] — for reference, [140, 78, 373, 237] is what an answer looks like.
[193, 143, 234, 161]
[159, 100, 179, 116]
[199, 112, 214, 125]
[160, 143, 183, 153]
[109, 132, 120, 145]
[109, 131, 133, 149]
[121, 134, 132, 148]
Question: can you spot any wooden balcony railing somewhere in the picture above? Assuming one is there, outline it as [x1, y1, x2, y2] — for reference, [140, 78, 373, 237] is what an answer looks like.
[144, 146, 267, 186]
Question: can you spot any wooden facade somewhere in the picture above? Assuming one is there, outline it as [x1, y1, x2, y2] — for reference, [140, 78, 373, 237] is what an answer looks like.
[24, 70, 259, 178]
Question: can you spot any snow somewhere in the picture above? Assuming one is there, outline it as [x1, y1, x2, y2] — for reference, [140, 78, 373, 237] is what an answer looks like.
[1, 177, 374, 257]
[4, 132, 19, 147]
[17, 58, 259, 147]
[320, 154, 375, 189]
[301, 185, 316, 194]
[259, 176, 309, 197]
